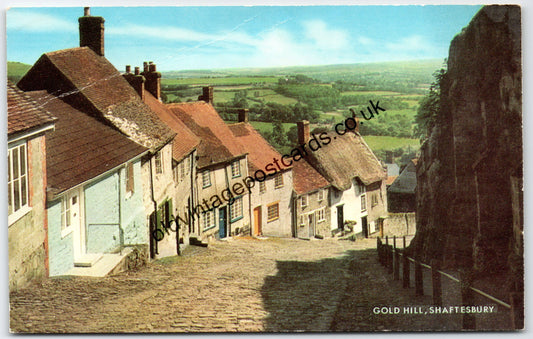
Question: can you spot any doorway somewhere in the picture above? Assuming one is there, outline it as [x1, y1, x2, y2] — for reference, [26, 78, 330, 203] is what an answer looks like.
[308, 213, 315, 238]
[253, 206, 262, 236]
[69, 188, 85, 261]
[362, 216, 368, 238]
[337, 205, 344, 230]
[218, 207, 227, 238]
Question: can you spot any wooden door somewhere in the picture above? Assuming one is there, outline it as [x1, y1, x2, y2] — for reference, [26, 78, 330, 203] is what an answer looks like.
[253, 206, 262, 236]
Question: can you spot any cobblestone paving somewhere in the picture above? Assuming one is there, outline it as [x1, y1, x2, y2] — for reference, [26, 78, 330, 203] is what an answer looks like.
[10, 237, 510, 333]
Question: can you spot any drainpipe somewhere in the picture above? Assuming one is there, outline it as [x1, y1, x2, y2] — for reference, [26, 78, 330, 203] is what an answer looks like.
[224, 164, 231, 236]
[149, 154, 158, 258]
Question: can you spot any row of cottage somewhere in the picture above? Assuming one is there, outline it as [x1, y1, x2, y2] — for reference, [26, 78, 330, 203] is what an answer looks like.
[8, 8, 388, 290]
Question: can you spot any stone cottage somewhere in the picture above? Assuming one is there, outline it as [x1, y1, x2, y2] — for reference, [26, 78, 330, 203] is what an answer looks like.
[7, 82, 56, 290]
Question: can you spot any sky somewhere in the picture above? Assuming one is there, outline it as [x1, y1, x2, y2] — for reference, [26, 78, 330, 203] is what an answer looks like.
[6, 5, 482, 71]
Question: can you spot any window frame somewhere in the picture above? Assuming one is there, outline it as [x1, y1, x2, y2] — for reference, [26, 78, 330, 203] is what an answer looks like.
[274, 174, 284, 189]
[8, 141, 30, 224]
[317, 207, 326, 223]
[230, 196, 243, 222]
[267, 201, 280, 222]
[301, 195, 308, 210]
[259, 181, 266, 193]
[361, 194, 367, 212]
[154, 151, 163, 174]
[202, 209, 216, 231]
[231, 160, 241, 178]
[60, 195, 73, 237]
[202, 170, 212, 188]
[317, 189, 324, 202]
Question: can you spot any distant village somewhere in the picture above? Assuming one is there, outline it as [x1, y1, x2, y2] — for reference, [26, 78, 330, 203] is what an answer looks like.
[8, 8, 417, 290]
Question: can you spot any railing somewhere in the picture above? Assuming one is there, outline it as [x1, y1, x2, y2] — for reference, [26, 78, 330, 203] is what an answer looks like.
[376, 236, 523, 330]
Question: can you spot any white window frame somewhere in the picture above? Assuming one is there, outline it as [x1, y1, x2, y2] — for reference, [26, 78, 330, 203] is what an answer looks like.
[317, 189, 324, 202]
[202, 210, 215, 231]
[259, 181, 266, 193]
[154, 151, 163, 174]
[301, 195, 308, 210]
[267, 202, 280, 222]
[361, 194, 367, 212]
[299, 215, 306, 227]
[317, 207, 326, 223]
[231, 160, 241, 178]
[8, 141, 30, 224]
[202, 170, 211, 188]
[60, 195, 73, 237]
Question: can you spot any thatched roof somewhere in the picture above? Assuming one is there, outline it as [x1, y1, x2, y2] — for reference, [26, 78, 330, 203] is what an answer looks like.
[304, 132, 386, 191]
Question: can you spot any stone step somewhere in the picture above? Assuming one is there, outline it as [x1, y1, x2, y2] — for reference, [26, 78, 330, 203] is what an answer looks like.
[74, 253, 103, 267]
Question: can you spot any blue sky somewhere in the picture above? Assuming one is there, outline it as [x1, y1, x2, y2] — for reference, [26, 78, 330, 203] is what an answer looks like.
[7, 6, 482, 71]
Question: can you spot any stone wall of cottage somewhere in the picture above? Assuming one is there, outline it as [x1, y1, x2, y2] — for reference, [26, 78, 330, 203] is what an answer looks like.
[251, 170, 293, 238]
[46, 199, 74, 276]
[384, 213, 417, 237]
[8, 136, 47, 290]
[295, 188, 330, 239]
[411, 5, 522, 285]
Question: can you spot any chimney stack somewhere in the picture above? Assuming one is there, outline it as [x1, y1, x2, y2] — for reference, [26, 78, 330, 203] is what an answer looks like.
[198, 86, 214, 105]
[141, 61, 161, 101]
[79, 7, 105, 56]
[297, 120, 310, 145]
[123, 66, 145, 101]
[238, 109, 249, 123]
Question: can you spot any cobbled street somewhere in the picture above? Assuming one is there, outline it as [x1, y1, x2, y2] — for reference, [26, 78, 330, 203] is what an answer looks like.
[10, 237, 504, 333]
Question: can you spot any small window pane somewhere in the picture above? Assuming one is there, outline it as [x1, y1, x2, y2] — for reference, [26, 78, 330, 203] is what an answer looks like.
[20, 144, 26, 176]
[14, 178, 20, 211]
[13, 148, 19, 179]
[21, 178, 27, 206]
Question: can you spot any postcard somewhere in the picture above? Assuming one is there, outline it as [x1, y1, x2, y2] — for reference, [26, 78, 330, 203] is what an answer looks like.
[6, 3, 523, 332]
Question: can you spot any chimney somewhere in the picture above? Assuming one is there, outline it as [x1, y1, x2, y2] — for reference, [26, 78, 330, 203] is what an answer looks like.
[238, 109, 249, 123]
[141, 61, 161, 101]
[385, 151, 393, 164]
[297, 120, 310, 145]
[198, 86, 214, 105]
[79, 7, 105, 56]
[123, 65, 145, 100]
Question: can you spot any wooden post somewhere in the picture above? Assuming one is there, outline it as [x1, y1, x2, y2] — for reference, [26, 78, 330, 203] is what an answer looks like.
[403, 252, 410, 288]
[388, 245, 393, 274]
[415, 260, 423, 296]
[460, 270, 476, 330]
[403, 236, 406, 249]
[377, 237, 382, 265]
[510, 292, 524, 330]
[386, 235, 389, 246]
[431, 259, 442, 306]
[394, 249, 400, 281]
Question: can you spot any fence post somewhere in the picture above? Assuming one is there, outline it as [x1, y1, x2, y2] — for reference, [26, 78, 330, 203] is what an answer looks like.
[510, 292, 524, 330]
[403, 252, 410, 288]
[415, 260, 423, 296]
[403, 236, 406, 249]
[460, 270, 476, 330]
[394, 248, 400, 281]
[431, 259, 442, 306]
[377, 237, 383, 265]
[388, 245, 393, 275]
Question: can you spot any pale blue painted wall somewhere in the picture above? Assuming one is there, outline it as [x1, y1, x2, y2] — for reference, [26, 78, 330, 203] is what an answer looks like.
[119, 160, 147, 245]
[47, 200, 74, 276]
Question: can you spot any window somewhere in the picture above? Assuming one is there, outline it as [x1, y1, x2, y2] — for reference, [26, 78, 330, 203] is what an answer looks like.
[230, 197, 243, 222]
[301, 195, 308, 210]
[231, 160, 241, 178]
[173, 163, 179, 183]
[202, 210, 215, 230]
[317, 189, 324, 202]
[126, 162, 134, 194]
[371, 193, 378, 207]
[179, 160, 186, 181]
[267, 202, 279, 222]
[186, 156, 191, 175]
[361, 194, 367, 212]
[259, 181, 266, 193]
[155, 151, 163, 174]
[8, 143, 28, 217]
[317, 208, 326, 222]
[299, 215, 306, 227]
[61, 196, 72, 234]
[202, 170, 211, 188]
[274, 174, 284, 188]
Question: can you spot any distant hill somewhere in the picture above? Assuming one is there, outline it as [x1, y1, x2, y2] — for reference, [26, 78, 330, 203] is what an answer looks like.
[162, 59, 444, 83]
[7, 61, 32, 83]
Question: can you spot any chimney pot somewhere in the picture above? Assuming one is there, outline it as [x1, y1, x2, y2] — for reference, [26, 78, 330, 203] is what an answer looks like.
[297, 120, 310, 145]
[149, 64, 156, 72]
[238, 109, 249, 123]
[125, 65, 131, 74]
[84, 7, 90, 16]
[134, 66, 140, 75]
[143, 62, 149, 73]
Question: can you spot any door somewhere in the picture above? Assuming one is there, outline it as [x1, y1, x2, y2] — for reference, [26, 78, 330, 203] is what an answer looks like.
[337, 205, 344, 230]
[253, 206, 262, 236]
[362, 216, 368, 238]
[308, 213, 315, 238]
[218, 207, 227, 238]
[70, 188, 85, 260]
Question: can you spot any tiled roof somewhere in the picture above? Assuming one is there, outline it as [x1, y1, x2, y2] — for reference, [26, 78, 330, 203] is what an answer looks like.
[305, 132, 387, 190]
[292, 158, 329, 195]
[142, 90, 199, 162]
[388, 159, 417, 194]
[27, 91, 147, 196]
[166, 102, 246, 168]
[7, 82, 56, 136]
[228, 122, 289, 173]
[17, 47, 175, 150]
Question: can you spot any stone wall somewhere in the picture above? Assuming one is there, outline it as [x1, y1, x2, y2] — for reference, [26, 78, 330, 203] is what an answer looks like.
[384, 213, 416, 237]
[411, 5, 522, 286]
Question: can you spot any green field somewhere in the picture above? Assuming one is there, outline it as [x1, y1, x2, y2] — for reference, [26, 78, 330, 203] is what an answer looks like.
[362, 136, 421, 151]
[7, 61, 32, 82]
[161, 76, 278, 86]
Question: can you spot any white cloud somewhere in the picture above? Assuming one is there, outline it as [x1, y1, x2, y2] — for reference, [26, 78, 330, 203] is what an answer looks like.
[302, 20, 349, 50]
[385, 35, 433, 53]
[7, 11, 76, 32]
